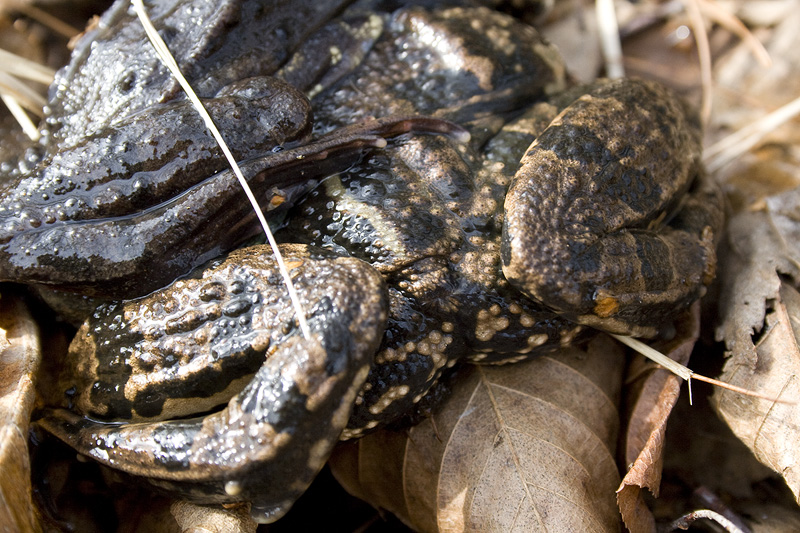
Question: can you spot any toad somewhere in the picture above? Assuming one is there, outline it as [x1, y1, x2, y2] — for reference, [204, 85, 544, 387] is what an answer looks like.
[11, 0, 723, 524]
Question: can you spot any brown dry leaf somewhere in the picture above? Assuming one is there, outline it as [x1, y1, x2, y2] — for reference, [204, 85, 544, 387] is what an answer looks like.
[715, 189, 800, 368]
[617, 306, 700, 533]
[0, 291, 42, 532]
[714, 188, 800, 502]
[330, 335, 625, 532]
[714, 280, 800, 501]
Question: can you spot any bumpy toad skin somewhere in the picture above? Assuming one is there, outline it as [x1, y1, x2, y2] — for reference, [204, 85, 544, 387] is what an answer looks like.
[39, 244, 388, 523]
[502, 79, 723, 337]
[32, 0, 724, 525]
[0, 0, 463, 298]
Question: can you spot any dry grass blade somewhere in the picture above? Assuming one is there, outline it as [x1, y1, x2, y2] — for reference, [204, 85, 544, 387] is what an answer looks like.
[697, 0, 771, 68]
[683, 0, 714, 126]
[595, 0, 624, 78]
[0, 70, 46, 112]
[611, 334, 793, 405]
[131, 0, 311, 339]
[0, 48, 54, 139]
[11, 3, 81, 39]
[611, 334, 692, 380]
[1, 93, 38, 140]
[704, 95, 800, 172]
[0, 48, 55, 84]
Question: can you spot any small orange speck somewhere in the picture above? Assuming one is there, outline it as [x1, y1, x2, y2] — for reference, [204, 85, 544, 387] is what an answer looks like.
[594, 295, 619, 318]
[270, 195, 286, 207]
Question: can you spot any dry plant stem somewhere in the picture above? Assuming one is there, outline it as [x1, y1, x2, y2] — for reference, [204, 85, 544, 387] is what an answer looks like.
[0, 93, 38, 140]
[0, 70, 46, 112]
[13, 3, 81, 39]
[611, 333, 695, 403]
[692, 486, 753, 533]
[683, 0, 713, 126]
[610, 334, 795, 405]
[704, 94, 800, 172]
[0, 49, 53, 137]
[131, 0, 311, 339]
[595, 0, 625, 78]
[0, 49, 55, 84]
[697, 0, 771, 68]
[664, 509, 746, 533]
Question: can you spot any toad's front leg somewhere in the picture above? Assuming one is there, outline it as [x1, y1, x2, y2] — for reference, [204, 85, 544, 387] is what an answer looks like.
[37, 244, 387, 523]
[502, 79, 724, 337]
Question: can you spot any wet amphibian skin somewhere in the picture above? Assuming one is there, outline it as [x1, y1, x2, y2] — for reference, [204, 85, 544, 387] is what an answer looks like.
[0, 0, 463, 298]
[26, 0, 723, 524]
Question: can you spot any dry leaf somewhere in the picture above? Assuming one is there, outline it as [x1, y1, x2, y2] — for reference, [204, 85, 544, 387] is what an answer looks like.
[714, 282, 800, 501]
[0, 291, 42, 532]
[715, 6, 800, 118]
[617, 306, 701, 533]
[716, 189, 800, 367]
[330, 335, 625, 532]
[714, 188, 800, 502]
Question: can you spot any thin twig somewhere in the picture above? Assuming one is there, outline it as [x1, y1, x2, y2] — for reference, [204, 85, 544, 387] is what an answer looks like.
[131, 0, 311, 340]
[665, 509, 747, 533]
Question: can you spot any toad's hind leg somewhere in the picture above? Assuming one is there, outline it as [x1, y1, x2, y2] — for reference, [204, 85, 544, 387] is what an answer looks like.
[502, 79, 724, 337]
[37, 246, 388, 524]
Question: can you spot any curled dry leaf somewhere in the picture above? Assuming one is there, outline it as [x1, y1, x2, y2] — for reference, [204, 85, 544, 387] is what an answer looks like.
[714, 188, 800, 502]
[330, 335, 625, 532]
[617, 305, 701, 533]
[0, 291, 41, 532]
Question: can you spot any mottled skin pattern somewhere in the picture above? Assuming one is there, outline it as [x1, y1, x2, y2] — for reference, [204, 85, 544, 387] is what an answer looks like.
[27, 0, 724, 525]
[502, 80, 721, 337]
[0, 0, 461, 298]
[42, 244, 387, 523]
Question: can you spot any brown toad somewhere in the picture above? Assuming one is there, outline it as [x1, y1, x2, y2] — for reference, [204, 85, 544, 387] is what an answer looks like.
[33, 0, 722, 524]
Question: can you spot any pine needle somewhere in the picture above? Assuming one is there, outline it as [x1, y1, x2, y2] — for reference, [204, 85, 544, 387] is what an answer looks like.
[131, 0, 311, 340]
